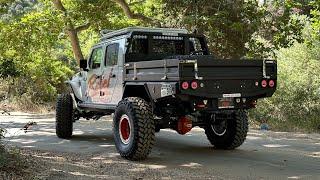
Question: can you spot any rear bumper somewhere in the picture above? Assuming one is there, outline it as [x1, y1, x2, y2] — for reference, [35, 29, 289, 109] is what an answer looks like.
[179, 79, 276, 99]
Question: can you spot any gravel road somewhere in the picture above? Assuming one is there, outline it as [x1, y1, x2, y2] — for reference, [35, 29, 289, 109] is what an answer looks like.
[1, 112, 320, 179]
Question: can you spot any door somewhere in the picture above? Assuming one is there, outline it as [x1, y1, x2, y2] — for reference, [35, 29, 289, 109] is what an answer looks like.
[100, 43, 119, 103]
[86, 46, 104, 103]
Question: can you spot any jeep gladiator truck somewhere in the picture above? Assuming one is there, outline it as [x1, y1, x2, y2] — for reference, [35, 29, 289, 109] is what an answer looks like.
[55, 27, 277, 160]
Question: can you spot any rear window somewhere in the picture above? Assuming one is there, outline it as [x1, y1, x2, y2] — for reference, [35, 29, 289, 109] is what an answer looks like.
[152, 36, 184, 55]
[126, 34, 207, 62]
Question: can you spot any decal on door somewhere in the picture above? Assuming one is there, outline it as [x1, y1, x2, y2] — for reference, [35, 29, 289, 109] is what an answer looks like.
[100, 68, 114, 103]
[87, 74, 101, 102]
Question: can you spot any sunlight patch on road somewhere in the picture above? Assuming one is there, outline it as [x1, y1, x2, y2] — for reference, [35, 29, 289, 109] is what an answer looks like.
[180, 162, 202, 168]
[288, 176, 301, 179]
[91, 156, 106, 160]
[9, 138, 37, 144]
[102, 159, 114, 164]
[33, 155, 65, 161]
[73, 130, 85, 135]
[247, 131, 265, 136]
[4, 128, 22, 137]
[22, 145, 35, 148]
[263, 144, 290, 148]
[246, 136, 262, 140]
[52, 169, 111, 178]
[145, 164, 166, 169]
[129, 167, 146, 172]
[308, 152, 320, 158]
[99, 144, 114, 147]
[105, 153, 119, 158]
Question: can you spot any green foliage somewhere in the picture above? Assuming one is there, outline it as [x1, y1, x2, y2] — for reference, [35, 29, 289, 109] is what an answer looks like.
[163, 0, 264, 58]
[0, 59, 20, 78]
[0, 0, 37, 21]
[0, 1, 73, 104]
[249, 2, 320, 132]
[250, 40, 320, 132]
[247, 0, 316, 59]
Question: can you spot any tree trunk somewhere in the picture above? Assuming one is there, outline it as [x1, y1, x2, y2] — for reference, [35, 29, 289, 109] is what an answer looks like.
[52, 0, 84, 65]
[53, 0, 160, 65]
[66, 29, 84, 64]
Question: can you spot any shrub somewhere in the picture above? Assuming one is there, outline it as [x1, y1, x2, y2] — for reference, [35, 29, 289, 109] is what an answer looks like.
[249, 42, 320, 132]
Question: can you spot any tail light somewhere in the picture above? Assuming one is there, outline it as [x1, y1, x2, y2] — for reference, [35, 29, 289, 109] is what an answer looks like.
[191, 81, 198, 89]
[261, 80, 267, 88]
[181, 81, 189, 90]
[269, 80, 275, 88]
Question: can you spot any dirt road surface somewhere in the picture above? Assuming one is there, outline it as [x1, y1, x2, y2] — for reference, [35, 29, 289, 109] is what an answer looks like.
[1, 112, 320, 179]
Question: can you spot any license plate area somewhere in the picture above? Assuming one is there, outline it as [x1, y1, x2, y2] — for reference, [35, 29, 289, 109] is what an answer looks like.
[161, 84, 174, 97]
[218, 97, 234, 109]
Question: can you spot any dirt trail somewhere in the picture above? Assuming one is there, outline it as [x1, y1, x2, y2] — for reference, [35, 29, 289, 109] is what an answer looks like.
[1, 112, 320, 179]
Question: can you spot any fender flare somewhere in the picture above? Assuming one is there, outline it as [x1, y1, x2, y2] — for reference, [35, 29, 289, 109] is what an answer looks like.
[65, 80, 82, 101]
[122, 83, 152, 102]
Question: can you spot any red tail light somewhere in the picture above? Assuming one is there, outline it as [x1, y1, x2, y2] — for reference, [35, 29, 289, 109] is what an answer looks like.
[269, 80, 275, 87]
[191, 81, 198, 89]
[261, 80, 267, 88]
[181, 81, 189, 90]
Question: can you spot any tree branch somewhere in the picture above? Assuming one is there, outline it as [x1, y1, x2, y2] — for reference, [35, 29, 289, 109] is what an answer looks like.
[75, 22, 91, 32]
[52, 0, 66, 12]
[128, 0, 145, 6]
[112, 0, 161, 27]
[52, 0, 84, 63]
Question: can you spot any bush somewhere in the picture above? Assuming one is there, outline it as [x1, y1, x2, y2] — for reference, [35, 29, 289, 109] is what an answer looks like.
[249, 42, 320, 132]
[0, 56, 73, 108]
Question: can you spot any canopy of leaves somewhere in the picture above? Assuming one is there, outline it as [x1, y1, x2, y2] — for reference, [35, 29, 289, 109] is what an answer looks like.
[162, 0, 264, 58]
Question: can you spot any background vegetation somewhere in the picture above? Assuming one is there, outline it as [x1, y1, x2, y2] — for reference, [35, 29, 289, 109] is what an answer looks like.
[0, 0, 319, 132]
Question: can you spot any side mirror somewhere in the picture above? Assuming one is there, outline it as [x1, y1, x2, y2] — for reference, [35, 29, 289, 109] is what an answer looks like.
[80, 59, 88, 71]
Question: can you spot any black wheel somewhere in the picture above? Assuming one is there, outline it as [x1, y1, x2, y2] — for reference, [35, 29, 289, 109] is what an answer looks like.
[113, 97, 155, 160]
[204, 110, 248, 149]
[56, 93, 74, 139]
[155, 125, 161, 133]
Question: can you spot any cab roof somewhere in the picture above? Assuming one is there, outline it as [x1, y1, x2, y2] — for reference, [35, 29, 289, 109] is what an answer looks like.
[100, 27, 189, 41]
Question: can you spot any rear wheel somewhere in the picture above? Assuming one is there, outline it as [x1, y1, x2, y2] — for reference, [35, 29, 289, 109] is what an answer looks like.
[204, 110, 248, 149]
[56, 94, 74, 139]
[113, 97, 155, 160]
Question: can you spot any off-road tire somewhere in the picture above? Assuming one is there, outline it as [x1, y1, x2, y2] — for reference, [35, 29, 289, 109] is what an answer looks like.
[56, 94, 73, 139]
[204, 110, 248, 149]
[113, 97, 155, 160]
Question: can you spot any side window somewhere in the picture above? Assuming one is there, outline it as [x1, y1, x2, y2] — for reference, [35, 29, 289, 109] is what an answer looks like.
[90, 47, 103, 69]
[105, 43, 119, 66]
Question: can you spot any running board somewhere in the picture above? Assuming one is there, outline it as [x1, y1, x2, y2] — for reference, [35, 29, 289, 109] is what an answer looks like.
[78, 103, 117, 112]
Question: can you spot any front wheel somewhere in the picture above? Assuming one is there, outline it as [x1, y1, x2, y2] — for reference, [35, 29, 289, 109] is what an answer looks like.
[113, 97, 155, 160]
[204, 110, 248, 149]
[56, 93, 74, 139]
